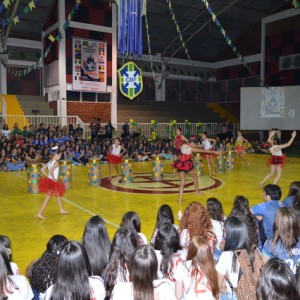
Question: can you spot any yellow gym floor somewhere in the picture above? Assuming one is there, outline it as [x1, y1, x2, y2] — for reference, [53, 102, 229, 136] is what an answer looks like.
[1, 154, 299, 274]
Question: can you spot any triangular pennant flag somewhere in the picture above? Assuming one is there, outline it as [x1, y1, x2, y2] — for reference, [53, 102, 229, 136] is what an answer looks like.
[29, 0, 35, 11]
[23, 5, 30, 14]
[48, 34, 55, 42]
[13, 16, 19, 25]
[3, 0, 11, 9]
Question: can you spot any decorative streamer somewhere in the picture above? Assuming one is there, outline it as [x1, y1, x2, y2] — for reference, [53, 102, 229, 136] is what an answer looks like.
[0, 0, 39, 33]
[117, 0, 143, 56]
[166, 0, 193, 64]
[0, 0, 81, 77]
[144, 8, 158, 88]
[201, 0, 255, 76]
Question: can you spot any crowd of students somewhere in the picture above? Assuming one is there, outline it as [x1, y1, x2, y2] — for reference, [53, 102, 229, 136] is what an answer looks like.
[1, 182, 300, 299]
[0, 120, 279, 173]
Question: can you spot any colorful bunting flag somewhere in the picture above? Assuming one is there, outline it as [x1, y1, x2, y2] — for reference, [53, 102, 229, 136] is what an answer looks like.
[1, 0, 81, 77]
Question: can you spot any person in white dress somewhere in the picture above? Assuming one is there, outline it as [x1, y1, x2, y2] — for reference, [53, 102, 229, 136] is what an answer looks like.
[44, 240, 105, 300]
[37, 149, 68, 219]
[200, 132, 216, 176]
[0, 244, 33, 300]
[259, 130, 296, 187]
[107, 138, 126, 180]
[111, 245, 176, 300]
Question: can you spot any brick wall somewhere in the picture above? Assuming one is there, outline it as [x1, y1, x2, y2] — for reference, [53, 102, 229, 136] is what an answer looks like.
[67, 102, 111, 122]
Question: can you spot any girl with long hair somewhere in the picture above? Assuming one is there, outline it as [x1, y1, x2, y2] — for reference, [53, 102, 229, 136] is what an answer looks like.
[82, 215, 111, 277]
[262, 207, 300, 274]
[150, 204, 176, 244]
[216, 217, 262, 300]
[111, 245, 176, 300]
[103, 227, 138, 299]
[27, 235, 68, 299]
[0, 243, 33, 299]
[257, 258, 298, 300]
[174, 236, 219, 300]
[179, 202, 216, 253]
[37, 149, 68, 219]
[283, 181, 300, 208]
[44, 240, 105, 300]
[120, 211, 147, 245]
[259, 130, 296, 187]
[153, 223, 185, 281]
[107, 137, 126, 180]
[0, 235, 19, 275]
[206, 198, 226, 261]
[229, 196, 258, 249]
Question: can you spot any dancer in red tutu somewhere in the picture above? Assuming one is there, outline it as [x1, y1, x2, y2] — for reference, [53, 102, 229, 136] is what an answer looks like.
[107, 138, 126, 180]
[37, 149, 68, 219]
[173, 128, 188, 174]
[173, 136, 220, 204]
[259, 130, 296, 188]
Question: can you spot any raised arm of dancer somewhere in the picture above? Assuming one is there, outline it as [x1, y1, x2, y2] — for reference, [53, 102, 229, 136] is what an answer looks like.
[267, 130, 277, 144]
[192, 147, 221, 155]
[275, 131, 296, 150]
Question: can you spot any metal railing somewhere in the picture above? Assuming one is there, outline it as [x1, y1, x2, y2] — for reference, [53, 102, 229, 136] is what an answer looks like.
[0, 115, 86, 134]
[83, 122, 238, 139]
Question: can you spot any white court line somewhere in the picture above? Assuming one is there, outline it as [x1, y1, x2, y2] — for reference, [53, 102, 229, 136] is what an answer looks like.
[11, 172, 119, 229]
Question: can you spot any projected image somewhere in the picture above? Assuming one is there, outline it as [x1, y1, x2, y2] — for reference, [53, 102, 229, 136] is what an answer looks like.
[260, 87, 285, 118]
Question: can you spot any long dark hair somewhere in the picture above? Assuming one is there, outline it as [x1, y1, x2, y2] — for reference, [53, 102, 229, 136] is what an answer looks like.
[257, 258, 298, 300]
[287, 181, 300, 207]
[224, 217, 254, 272]
[29, 235, 68, 293]
[103, 227, 138, 299]
[129, 245, 158, 300]
[82, 215, 111, 277]
[0, 243, 16, 298]
[187, 236, 219, 299]
[120, 211, 141, 233]
[154, 204, 174, 229]
[206, 198, 225, 222]
[229, 196, 258, 248]
[0, 236, 13, 264]
[153, 223, 181, 278]
[49, 241, 92, 300]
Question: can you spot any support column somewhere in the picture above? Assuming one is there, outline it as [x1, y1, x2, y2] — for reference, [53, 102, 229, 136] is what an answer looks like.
[58, 0, 67, 124]
[260, 18, 266, 86]
[111, 3, 118, 124]
[0, 62, 7, 96]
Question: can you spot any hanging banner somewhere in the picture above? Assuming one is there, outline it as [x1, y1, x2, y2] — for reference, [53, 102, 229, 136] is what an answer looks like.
[118, 62, 143, 100]
[72, 37, 107, 92]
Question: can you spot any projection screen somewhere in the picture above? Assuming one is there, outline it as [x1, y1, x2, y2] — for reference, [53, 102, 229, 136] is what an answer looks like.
[240, 86, 300, 130]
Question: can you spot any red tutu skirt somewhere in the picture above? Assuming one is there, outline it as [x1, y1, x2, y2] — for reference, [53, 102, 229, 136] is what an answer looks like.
[267, 155, 286, 168]
[107, 153, 122, 164]
[235, 145, 247, 153]
[172, 155, 193, 172]
[38, 178, 66, 197]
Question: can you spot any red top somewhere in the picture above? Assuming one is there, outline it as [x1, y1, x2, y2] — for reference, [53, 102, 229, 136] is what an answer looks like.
[175, 135, 184, 150]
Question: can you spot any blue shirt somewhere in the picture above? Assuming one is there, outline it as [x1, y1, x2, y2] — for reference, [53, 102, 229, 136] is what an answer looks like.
[262, 238, 300, 274]
[282, 195, 296, 208]
[252, 200, 282, 239]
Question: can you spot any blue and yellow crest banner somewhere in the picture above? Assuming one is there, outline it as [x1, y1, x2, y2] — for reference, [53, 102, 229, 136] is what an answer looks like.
[118, 62, 143, 100]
